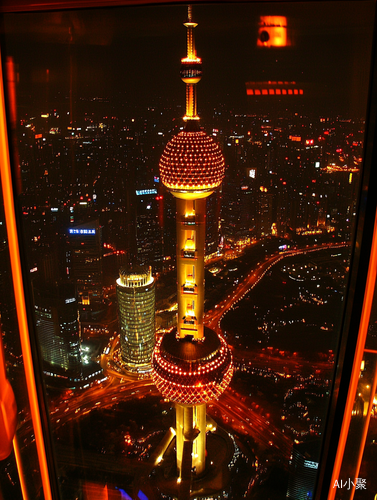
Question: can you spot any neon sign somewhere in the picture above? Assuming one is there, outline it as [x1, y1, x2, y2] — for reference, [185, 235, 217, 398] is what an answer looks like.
[304, 460, 318, 469]
[136, 189, 157, 196]
[69, 229, 96, 235]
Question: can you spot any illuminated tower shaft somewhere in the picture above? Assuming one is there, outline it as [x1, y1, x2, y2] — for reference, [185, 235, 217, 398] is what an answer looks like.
[176, 197, 206, 339]
[175, 193, 208, 475]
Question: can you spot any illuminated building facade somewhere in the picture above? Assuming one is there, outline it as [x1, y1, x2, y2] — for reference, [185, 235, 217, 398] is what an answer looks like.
[135, 189, 164, 269]
[67, 220, 103, 305]
[286, 440, 320, 500]
[116, 265, 155, 373]
[33, 284, 81, 375]
[152, 6, 233, 484]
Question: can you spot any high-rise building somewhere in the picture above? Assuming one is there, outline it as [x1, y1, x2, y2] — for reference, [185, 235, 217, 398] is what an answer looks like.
[66, 219, 103, 306]
[135, 189, 164, 269]
[286, 440, 321, 500]
[152, 6, 233, 491]
[116, 265, 155, 373]
[33, 283, 82, 376]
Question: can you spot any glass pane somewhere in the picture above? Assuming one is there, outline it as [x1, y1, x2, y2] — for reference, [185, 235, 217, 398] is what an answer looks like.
[0, 1, 375, 499]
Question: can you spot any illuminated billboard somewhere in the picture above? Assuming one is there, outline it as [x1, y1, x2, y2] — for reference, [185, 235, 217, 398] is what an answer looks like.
[136, 189, 157, 196]
[68, 229, 96, 235]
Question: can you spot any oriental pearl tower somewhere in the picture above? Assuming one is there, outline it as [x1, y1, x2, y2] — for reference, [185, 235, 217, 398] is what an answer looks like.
[152, 4, 233, 489]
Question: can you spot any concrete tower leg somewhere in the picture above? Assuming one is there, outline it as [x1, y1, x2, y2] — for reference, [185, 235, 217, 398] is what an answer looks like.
[193, 403, 206, 475]
[176, 403, 184, 475]
[176, 403, 207, 478]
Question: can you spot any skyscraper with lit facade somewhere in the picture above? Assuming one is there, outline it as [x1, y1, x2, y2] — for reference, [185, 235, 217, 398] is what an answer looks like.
[152, 6, 233, 485]
[67, 220, 103, 306]
[116, 265, 155, 373]
[33, 283, 82, 381]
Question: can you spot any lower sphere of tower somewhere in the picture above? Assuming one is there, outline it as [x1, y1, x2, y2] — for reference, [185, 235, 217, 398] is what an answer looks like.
[152, 327, 233, 406]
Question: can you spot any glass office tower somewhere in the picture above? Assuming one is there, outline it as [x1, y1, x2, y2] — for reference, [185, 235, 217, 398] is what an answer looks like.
[33, 284, 81, 374]
[116, 265, 155, 373]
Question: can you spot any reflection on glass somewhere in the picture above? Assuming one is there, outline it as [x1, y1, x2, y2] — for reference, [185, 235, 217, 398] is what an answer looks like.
[336, 275, 377, 500]
[0, 1, 375, 499]
[0, 170, 41, 500]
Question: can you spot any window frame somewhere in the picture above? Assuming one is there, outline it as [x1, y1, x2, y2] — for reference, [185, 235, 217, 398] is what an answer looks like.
[0, 2, 376, 500]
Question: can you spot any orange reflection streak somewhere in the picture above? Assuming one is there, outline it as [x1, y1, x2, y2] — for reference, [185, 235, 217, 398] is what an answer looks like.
[328, 208, 377, 500]
[0, 329, 17, 460]
[5, 57, 21, 195]
[13, 436, 29, 500]
[348, 361, 377, 499]
[0, 51, 53, 500]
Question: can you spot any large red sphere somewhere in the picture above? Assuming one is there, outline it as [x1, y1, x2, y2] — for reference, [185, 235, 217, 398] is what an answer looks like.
[159, 131, 225, 194]
[152, 327, 233, 406]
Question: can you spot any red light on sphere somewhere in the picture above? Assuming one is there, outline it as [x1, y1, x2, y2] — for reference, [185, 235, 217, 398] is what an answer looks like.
[159, 131, 225, 193]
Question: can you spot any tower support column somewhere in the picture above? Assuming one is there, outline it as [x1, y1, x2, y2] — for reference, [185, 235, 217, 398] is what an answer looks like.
[176, 403, 206, 478]
[192, 403, 206, 474]
[176, 197, 206, 339]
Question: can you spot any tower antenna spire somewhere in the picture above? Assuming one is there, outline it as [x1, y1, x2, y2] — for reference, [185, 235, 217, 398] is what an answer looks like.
[181, 5, 202, 121]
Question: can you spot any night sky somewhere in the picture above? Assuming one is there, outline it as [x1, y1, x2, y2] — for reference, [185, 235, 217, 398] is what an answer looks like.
[1, 1, 375, 118]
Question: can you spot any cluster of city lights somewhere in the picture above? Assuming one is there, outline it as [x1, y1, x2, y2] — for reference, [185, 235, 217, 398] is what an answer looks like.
[152, 335, 233, 405]
[159, 131, 225, 192]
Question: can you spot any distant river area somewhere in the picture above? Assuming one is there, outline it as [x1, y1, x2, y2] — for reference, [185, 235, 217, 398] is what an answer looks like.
[221, 247, 350, 356]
